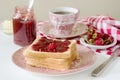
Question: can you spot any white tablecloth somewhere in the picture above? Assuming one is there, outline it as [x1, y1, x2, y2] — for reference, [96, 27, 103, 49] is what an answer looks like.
[0, 29, 120, 80]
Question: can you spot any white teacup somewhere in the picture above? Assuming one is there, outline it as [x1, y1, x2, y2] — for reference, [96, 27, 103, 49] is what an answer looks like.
[49, 7, 79, 36]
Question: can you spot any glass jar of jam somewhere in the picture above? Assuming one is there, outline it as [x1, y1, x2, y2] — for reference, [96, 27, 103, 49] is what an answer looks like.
[12, 6, 36, 47]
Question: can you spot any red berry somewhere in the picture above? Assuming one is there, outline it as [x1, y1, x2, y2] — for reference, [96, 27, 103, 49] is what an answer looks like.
[48, 43, 56, 50]
[85, 28, 114, 46]
[93, 38, 104, 45]
[87, 33, 92, 40]
[88, 39, 94, 44]
[108, 36, 114, 42]
[87, 28, 96, 34]
[92, 32, 102, 39]
[102, 34, 109, 40]
[104, 36, 114, 45]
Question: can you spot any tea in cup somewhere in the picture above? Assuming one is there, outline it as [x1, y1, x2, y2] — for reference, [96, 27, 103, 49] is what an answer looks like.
[49, 7, 79, 36]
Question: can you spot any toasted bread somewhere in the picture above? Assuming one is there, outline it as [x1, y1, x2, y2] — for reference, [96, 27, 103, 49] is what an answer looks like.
[25, 57, 71, 70]
[23, 37, 79, 70]
[23, 37, 78, 59]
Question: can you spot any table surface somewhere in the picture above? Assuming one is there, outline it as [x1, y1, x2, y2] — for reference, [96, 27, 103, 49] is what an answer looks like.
[0, 28, 120, 80]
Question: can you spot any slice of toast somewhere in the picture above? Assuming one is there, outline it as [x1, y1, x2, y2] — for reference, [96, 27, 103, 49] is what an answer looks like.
[25, 57, 72, 71]
[23, 37, 79, 70]
[23, 37, 78, 59]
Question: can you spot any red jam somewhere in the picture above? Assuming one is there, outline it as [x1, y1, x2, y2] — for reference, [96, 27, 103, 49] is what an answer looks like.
[13, 6, 36, 46]
[32, 37, 70, 52]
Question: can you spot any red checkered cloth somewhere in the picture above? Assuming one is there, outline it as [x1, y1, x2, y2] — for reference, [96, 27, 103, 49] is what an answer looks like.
[80, 15, 120, 41]
[80, 15, 120, 55]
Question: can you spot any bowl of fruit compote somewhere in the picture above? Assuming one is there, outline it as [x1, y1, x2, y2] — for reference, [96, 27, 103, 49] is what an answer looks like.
[80, 28, 117, 49]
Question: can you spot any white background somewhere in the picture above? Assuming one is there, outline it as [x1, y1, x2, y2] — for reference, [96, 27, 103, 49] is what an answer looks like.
[0, 0, 120, 21]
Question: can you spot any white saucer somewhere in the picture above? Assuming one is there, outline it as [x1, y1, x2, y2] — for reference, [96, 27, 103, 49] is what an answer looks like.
[37, 21, 87, 38]
[80, 35, 117, 49]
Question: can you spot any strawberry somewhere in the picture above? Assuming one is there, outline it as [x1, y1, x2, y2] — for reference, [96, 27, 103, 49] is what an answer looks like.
[92, 32, 102, 39]
[102, 34, 110, 40]
[88, 39, 94, 44]
[87, 28, 96, 34]
[87, 33, 92, 40]
[106, 36, 114, 44]
[93, 38, 104, 45]
[85, 28, 114, 46]
[103, 35, 114, 45]
[47, 43, 56, 50]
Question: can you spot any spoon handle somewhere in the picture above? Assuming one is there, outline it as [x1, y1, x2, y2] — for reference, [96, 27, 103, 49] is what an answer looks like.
[91, 47, 119, 77]
[91, 56, 114, 77]
[28, 0, 34, 12]
[24, 0, 34, 21]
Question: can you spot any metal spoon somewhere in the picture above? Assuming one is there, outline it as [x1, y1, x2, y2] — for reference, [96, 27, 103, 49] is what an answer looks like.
[24, 0, 34, 21]
[91, 46, 120, 77]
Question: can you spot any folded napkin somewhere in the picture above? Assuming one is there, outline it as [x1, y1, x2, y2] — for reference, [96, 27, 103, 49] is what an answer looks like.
[80, 15, 120, 55]
[80, 15, 120, 41]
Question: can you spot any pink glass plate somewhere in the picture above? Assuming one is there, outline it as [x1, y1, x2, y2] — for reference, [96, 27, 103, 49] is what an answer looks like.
[12, 44, 97, 76]
[36, 21, 88, 38]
